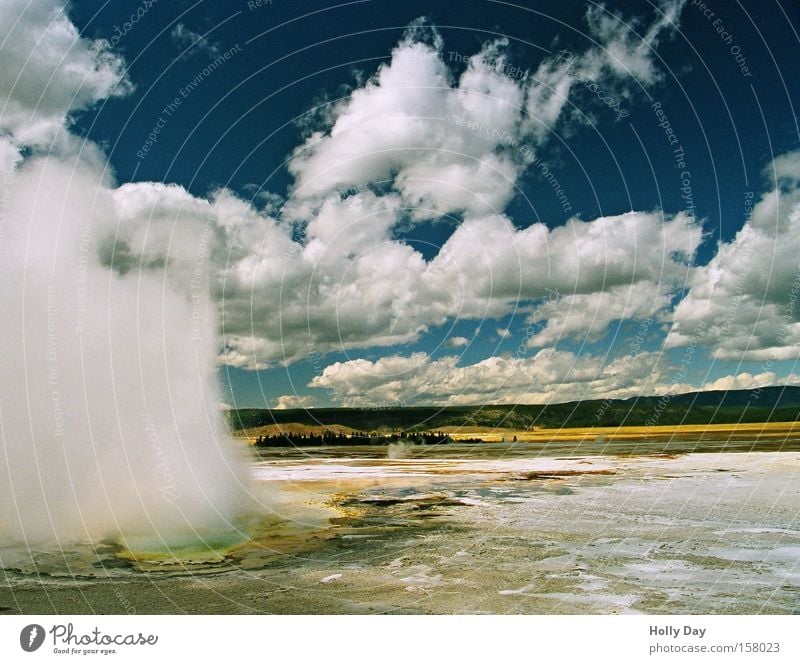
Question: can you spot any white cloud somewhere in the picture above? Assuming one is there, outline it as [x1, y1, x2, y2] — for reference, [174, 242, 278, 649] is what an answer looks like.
[211, 205, 699, 369]
[274, 394, 315, 410]
[171, 23, 220, 58]
[584, 0, 686, 85]
[425, 210, 700, 321]
[209, 10, 692, 369]
[215, 196, 429, 368]
[527, 281, 669, 347]
[667, 151, 800, 360]
[523, 0, 685, 139]
[287, 35, 526, 220]
[700, 372, 800, 392]
[287, 6, 684, 221]
[309, 351, 800, 407]
[309, 349, 667, 406]
[0, 0, 130, 146]
[445, 336, 470, 348]
[304, 190, 401, 257]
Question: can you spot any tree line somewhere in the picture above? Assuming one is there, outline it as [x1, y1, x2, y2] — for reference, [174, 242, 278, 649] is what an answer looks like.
[252, 430, 472, 447]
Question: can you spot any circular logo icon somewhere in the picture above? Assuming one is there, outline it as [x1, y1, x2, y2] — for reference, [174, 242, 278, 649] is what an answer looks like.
[20, 624, 45, 652]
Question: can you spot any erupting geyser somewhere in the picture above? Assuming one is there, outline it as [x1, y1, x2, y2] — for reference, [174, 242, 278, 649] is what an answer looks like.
[0, 1, 257, 553]
[0, 145, 254, 549]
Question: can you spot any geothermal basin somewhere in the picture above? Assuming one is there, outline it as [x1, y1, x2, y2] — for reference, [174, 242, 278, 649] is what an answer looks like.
[1, 440, 799, 614]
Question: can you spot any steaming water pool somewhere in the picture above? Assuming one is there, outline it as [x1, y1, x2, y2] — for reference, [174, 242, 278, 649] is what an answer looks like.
[1, 445, 799, 614]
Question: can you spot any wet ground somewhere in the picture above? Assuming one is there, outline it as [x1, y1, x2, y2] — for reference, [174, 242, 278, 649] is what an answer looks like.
[1, 441, 799, 614]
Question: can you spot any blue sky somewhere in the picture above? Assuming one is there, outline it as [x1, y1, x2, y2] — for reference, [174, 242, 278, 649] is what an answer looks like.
[4, 0, 800, 408]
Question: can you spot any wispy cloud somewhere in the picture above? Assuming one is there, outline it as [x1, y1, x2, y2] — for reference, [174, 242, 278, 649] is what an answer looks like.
[171, 22, 220, 58]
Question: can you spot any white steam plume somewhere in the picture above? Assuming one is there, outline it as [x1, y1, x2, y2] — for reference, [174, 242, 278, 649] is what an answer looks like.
[0, 141, 253, 545]
[0, 0, 254, 547]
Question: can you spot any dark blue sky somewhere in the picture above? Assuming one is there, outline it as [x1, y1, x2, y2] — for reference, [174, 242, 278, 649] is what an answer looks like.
[67, 0, 800, 407]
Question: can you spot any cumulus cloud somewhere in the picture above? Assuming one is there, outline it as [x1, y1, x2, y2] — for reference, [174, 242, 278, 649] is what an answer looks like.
[667, 151, 800, 361]
[700, 372, 800, 392]
[445, 336, 470, 348]
[425, 210, 699, 321]
[213, 204, 699, 368]
[287, 33, 526, 220]
[274, 394, 315, 410]
[203, 7, 694, 370]
[215, 198, 428, 368]
[287, 5, 684, 220]
[526, 281, 669, 347]
[0, 0, 130, 146]
[309, 349, 667, 406]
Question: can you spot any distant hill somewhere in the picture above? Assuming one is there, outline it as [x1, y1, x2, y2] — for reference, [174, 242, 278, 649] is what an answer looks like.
[227, 385, 800, 432]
